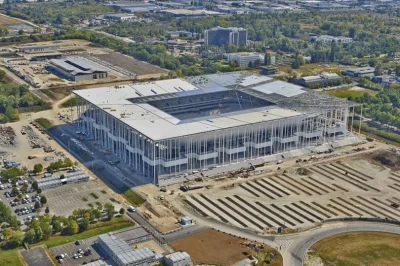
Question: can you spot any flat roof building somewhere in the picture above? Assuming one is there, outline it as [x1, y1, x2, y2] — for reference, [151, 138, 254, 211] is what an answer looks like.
[74, 72, 358, 186]
[310, 35, 353, 44]
[205, 27, 247, 46]
[294, 73, 342, 87]
[163, 251, 191, 266]
[345, 67, 375, 77]
[18, 45, 59, 53]
[98, 234, 161, 266]
[48, 56, 108, 81]
[162, 9, 222, 17]
[104, 13, 137, 21]
[224, 52, 263, 67]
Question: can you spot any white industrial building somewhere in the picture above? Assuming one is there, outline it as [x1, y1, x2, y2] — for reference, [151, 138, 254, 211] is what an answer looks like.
[163, 251, 191, 266]
[309, 35, 353, 44]
[224, 52, 263, 67]
[74, 72, 358, 186]
[103, 13, 137, 22]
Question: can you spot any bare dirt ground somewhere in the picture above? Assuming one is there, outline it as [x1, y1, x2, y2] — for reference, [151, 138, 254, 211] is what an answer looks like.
[169, 229, 251, 266]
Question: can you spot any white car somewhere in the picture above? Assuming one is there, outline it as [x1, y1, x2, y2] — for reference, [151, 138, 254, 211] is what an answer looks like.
[128, 206, 136, 212]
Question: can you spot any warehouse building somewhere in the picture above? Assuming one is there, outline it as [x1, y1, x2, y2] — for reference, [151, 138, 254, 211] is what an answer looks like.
[163, 251, 191, 266]
[73, 72, 358, 186]
[97, 234, 161, 266]
[294, 73, 342, 86]
[345, 67, 375, 77]
[48, 56, 108, 81]
[103, 13, 137, 22]
[18, 45, 59, 53]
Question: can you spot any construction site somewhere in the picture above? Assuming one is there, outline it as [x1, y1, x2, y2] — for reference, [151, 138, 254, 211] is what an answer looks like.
[175, 147, 400, 233]
[0, 39, 168, 89]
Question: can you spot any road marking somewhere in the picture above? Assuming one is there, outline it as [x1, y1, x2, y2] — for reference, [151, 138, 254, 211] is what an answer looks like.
[275, 239, 294, 252]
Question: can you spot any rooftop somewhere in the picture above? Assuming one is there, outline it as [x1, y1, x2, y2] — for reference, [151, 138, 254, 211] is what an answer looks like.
[50, 56, 108, 75]
[74, 72, 356, 140]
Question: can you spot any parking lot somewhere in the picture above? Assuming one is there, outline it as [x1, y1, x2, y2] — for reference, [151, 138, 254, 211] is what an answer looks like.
[21, 247, 54, 266]
[50, 236, 101, 266]
[184, 154, 400, 232]
[43, 181, 122, 217]
[0, 178, 41, 227]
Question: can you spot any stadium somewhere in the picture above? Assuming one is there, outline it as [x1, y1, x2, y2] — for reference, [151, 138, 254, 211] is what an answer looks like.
[73, 72, 359, 186]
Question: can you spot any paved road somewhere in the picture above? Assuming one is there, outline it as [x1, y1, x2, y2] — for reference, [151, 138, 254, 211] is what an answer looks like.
[281, 222, 400, 266]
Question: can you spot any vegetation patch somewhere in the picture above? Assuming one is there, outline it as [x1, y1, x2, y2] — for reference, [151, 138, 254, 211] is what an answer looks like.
[310, 232, 400, 266]
[35, 118, 53, 130]
[0, 248, 24, 266]
[353, 121, 400, 145]
[373, 150, 400, 168]
[61, 96, 83, 108]
[326, 87, 377, 99]
[90, 192, 99, 200]
[123, 189, 145, 206]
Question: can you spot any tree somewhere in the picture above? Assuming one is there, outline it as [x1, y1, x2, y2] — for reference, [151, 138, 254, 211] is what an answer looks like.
[45, 207, 50, 214]
[11, 187, 18, 195]
[8, 230, 23, 248]
[24, 229, 36, 244]
[104, 203, 115, 220]
[32, 181, 38, 191]
[33, 164, 43, 174]
[79, 218, 90, 232]
[18, 29, 24, 35]
[119, 208, 125, 215]
[2, 228, 13, 240]
[40, 196, 47, 205]
[66, 220, 79, 235]
[34, 201, 41, 209]
[52, 220, 62, 233]
[40, 222, 52, 240]
[248, 61, 254, 68]
[37, 188, 42, 194]
[264, 52, 271, 65]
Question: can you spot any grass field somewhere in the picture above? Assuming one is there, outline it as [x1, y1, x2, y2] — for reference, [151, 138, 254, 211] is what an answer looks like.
[310, 232, 400, 266]
[123, 189, 145, 206]
[0, 249, 24, 266]
[326, 87, 377, 99]
[170, 229, 282, 266]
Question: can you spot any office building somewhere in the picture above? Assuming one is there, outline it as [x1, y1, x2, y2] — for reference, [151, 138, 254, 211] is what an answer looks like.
[224, 52, 263, 67]
[204, 27, 247, 46]
[163, 251, 191, 266]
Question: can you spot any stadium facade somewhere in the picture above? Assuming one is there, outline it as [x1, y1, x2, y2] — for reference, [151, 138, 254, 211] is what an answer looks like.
[73, 72, 358, 185]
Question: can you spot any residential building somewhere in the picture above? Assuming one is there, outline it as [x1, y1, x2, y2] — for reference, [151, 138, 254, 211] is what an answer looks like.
[73, 72, 358, 186]
[204, 27, 247, 46]
[224, 52, 263, 67]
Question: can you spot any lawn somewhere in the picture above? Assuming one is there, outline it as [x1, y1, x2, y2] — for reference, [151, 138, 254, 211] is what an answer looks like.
[35, 117, 53, 130]
[123, 189, 145, 206]
[0, 249, 24, 266]
[326, 87, 377, 99]
[43, 217, 133, 248]
[310, 232, 400, 266]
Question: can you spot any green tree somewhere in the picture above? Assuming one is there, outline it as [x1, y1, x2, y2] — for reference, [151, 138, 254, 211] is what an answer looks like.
[24, 229, 36, 244]
[34, 201, 41, 209]
[45, 207, 50, 214]
[33, 164, 43, 174]
[40, 196, 47, 205]
[104, 203, 115, 221]
[79, 218, 90, 232]
[66, 220, 79, 235]
[40, 222, 52, 240]
[52, 220, 62, 233]
[32, 181, 39, 191]
[119, 208, 125, 215]
[8, 230, 23, 248]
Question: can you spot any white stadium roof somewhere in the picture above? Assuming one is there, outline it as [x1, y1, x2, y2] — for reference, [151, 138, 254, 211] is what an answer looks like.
[74, 72, 354, 140]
